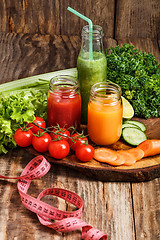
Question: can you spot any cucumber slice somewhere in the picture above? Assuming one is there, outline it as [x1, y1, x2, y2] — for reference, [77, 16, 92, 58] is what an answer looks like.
[122, 127, 147, 146]
[124, 120, 146, 132]
[122, 123, 141, 130]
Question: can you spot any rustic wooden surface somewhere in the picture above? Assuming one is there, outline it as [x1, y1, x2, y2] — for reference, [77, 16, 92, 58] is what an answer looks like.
[0, 0, 160, 239]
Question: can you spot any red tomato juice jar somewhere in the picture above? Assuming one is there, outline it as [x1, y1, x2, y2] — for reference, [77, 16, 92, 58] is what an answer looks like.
[47, 75, 81, 129]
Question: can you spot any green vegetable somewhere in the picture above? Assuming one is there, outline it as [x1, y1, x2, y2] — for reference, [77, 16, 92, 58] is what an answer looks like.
[0, 68, 77, 94]
[0, 68, 77, 154]
[0, 91, 46, 154]
[122, 127, 147, 146]
[122, 123, 141, 130]
[106, 44, 160, 118]
[122, 120, 147, 145]
[124, 120, 146, 132]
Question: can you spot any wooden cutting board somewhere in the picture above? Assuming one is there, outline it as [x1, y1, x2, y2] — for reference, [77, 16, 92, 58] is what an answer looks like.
[27, 117, 160, 182]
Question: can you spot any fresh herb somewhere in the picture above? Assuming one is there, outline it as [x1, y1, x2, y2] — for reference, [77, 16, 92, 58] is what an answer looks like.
[106, 43, 160, 118]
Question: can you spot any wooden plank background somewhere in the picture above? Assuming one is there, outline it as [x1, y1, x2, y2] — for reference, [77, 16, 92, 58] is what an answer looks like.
[0, 0, 115, 37]
[0, 0, 159, 83]
[0, 1, 160, 239]
[0, 0, 159, 38]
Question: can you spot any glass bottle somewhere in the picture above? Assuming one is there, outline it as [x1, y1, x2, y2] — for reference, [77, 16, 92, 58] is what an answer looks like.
[88, 82, 123, 145]
[77, 25, 107, 124]
[47, 75, 81, 129]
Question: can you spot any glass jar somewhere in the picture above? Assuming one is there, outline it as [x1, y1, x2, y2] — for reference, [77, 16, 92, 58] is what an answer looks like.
[77, 25, 107, 124]
[88, 82, 123, 145]
[47, 75, 81, 129]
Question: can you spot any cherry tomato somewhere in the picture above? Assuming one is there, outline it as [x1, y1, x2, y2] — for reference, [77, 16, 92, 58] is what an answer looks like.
[32, 132, 51, 152]
[48, 140, 70, 159]
[68, 133, 88, 151]
[14, 128, 33, 147]
[75, 144, 94, 162]
[50, 128, 70, 141]
[27, 117, 46, 134]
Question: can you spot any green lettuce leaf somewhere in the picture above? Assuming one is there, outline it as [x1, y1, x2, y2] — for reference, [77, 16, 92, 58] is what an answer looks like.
[0, 90, 47, 154]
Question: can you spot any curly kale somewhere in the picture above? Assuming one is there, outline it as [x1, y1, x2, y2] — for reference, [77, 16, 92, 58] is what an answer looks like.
[106, 43, 160, 118]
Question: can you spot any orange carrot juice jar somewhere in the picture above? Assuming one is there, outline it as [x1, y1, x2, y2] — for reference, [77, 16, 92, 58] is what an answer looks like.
[88, 82, 123, 145]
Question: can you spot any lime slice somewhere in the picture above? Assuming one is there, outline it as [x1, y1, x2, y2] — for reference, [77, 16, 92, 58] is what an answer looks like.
[121, 96, 134, 119]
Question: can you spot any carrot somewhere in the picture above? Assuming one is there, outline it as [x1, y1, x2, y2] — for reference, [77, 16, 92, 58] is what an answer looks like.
[116, 150, 136, 166]
[94, 140, 160, 167]
[137, 139, 160, 157]
[127, 148, 144, 161]
[94, 148, 118, 164]
[107, 153, 125, 166]
[94, 148, 125, 166]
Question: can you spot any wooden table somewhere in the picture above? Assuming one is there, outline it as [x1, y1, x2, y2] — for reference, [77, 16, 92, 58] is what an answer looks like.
[0, 32, 160, 240]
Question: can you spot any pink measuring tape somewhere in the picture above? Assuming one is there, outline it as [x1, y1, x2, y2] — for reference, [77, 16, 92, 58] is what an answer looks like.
[0, 155, 107, 239]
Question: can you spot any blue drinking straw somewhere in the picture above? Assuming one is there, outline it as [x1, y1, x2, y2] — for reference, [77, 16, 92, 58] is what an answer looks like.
[67, 7, 93, 60]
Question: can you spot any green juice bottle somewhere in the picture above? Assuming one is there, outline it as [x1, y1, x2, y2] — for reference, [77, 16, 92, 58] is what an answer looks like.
[77, 25, 107, 124]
